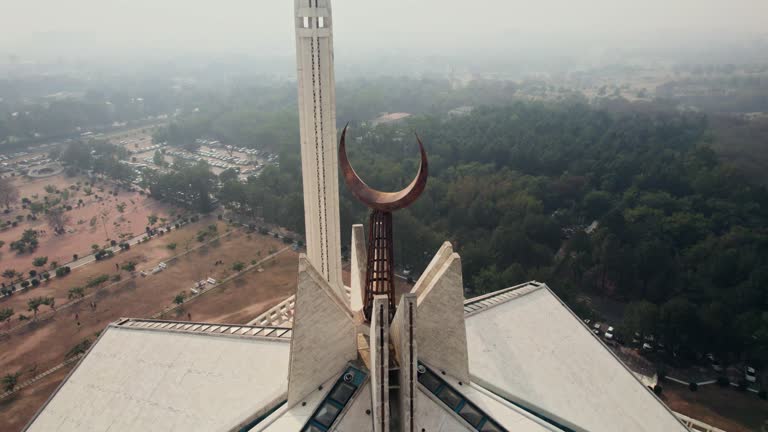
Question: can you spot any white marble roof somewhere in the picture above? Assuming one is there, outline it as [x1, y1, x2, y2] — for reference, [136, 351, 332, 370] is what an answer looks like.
[25, 322, 290, 432]
[465, 283, 689, 432]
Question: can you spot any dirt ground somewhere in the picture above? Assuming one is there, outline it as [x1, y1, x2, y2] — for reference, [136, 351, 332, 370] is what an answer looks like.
[174, 248, 298, 324]
[0, 174, 177, 275]
[0, 221, 294, 431]
[662, 381, 768, 432]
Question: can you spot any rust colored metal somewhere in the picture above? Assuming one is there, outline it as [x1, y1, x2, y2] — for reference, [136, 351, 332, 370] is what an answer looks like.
[364, 210, 396, 319]
[339, 125, 428, 212]
[339, 125, 428, 321]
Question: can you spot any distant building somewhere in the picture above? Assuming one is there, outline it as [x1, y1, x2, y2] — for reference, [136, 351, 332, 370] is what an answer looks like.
[371, 112, 412, 127]
[448, 106, 474, 117]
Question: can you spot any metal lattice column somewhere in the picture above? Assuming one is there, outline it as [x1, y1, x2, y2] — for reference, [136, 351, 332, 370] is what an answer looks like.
[363, 211, 396, 321]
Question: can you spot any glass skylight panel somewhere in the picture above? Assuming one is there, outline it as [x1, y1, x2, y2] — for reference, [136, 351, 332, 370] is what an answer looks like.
[459, 403, 484, 427]
[417, 369, 442, 393]
[301, 365, 367, 432]
[313, 402, 341, 428]
[479, 420, 504, 432]
[329, 382, 356, 405]
[417, 362, 508, 432]
[437, 386, 462, 410]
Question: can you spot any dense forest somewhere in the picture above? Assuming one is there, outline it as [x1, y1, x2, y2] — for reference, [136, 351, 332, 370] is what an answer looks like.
[152, 98, 768, 366]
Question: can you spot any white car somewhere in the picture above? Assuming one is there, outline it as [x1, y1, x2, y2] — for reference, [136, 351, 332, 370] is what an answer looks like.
[642, 342, 653, 352]
[745, 366, 757, 383]
[604, 331, 614, 340]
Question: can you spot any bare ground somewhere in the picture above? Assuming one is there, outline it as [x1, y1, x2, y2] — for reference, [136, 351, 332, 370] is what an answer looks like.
[0, 222, 296, 432]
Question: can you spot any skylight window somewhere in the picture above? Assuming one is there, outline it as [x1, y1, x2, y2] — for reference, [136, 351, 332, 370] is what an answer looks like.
[417, 362, 509, 432]
[318, 17, 325, 28]
[303, 17, 310, 28]
[302, 366, 367, 432]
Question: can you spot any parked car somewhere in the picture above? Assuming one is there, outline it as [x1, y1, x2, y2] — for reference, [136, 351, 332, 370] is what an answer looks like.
[711, 359, 724, 372]
[745, 366, 757, 383]
[642, 342, 654, 352]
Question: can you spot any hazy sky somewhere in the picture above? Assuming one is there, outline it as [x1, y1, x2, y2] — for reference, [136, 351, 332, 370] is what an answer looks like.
[2, 0, 767, 60]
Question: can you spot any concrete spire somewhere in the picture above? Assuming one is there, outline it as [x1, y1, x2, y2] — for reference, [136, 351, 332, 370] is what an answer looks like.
[294, 0, 343, 293]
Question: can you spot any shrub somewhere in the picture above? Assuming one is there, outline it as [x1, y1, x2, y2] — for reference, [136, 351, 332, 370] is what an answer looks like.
[688, 382, 698, 392]
[31, 279, 40, 287]
[652, 384, 663, 395]
[232, 262, 245, 272]
[716, 376, 729, 387]
[66, 338, 92, 359]
[217, 214, 223, 220]
[73, 254, 78, 261]
[20, 281, 30, 288]
[64, 266, 71, 274]
[41, 272, 50, 280]
[28, 270, 37, 278]
[174, 292, 187, 305]
[110, 239, 117, 246]
[167, 243, 177, 251]
[55, 267, 66, 277]
[32, 256, 48, 267]
[86, 274, 110, 288]
[110, 274, 122, 282]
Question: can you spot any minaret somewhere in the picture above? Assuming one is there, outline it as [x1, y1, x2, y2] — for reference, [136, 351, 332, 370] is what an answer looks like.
[294, 0, 342, 291]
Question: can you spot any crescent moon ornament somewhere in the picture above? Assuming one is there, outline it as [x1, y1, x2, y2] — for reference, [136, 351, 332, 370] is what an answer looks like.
[339, 125, 428, 212]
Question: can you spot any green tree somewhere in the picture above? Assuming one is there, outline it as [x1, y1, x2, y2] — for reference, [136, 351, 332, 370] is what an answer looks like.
[2, 269, 18, 282]
[174, 292, 187, 305]
[0, 308, 14, 327]
[232, 261, 245, 272]
[622, 301, 659, 337]
[68, 286, 86, 300]
[1, 371, 21, 392]
[27, 297, 44, 319]
[153, 150, 164, 166]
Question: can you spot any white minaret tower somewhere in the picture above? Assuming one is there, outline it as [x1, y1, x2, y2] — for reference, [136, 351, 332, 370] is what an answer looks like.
[294, 0, 343, 292]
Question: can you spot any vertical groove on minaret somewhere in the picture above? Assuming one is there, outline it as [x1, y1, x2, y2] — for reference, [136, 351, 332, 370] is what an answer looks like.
[310, 37, 327, 275]
[316, 34, 331, 278]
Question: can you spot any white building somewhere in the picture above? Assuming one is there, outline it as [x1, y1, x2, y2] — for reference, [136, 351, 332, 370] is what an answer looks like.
[23, 251, 692, 431]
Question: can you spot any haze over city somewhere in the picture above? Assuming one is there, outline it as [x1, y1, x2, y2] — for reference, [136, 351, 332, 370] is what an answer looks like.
[2, 0, 767, 67]
[1, 0, 767, 431]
